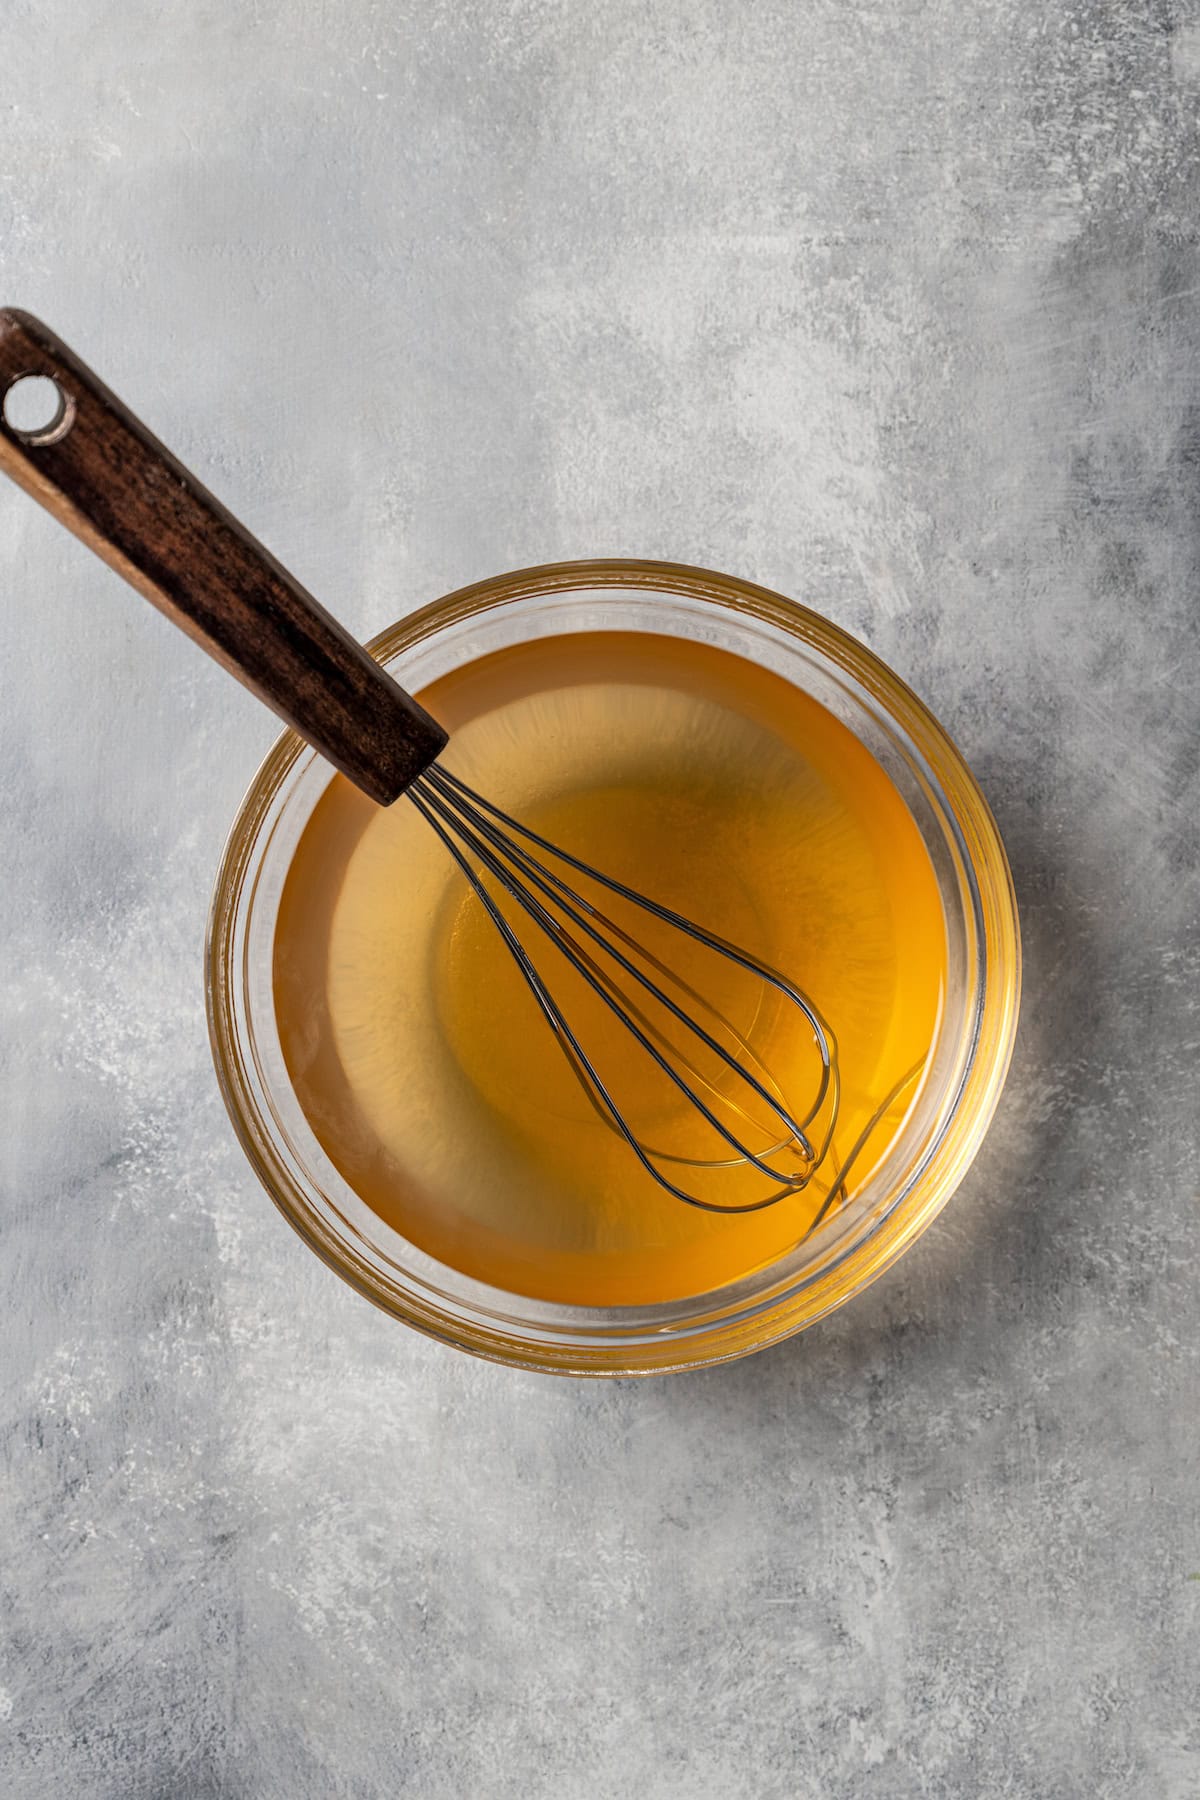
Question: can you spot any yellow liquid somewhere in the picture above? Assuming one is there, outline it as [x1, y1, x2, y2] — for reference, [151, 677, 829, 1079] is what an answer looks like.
[274, 632, 946, 1306]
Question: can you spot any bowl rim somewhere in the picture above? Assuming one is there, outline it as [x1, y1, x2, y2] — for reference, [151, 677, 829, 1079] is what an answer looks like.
[206, 558, 1021, 1375]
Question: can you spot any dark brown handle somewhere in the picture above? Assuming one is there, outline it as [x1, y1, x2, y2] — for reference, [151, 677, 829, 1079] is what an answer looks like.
[0, 309, 446, 805]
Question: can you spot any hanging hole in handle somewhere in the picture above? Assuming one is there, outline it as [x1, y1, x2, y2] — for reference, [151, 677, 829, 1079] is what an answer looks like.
[2, 374, 76, 446]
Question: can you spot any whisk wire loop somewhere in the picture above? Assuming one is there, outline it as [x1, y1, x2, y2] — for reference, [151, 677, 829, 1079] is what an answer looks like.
[409, 765, 842, 1214]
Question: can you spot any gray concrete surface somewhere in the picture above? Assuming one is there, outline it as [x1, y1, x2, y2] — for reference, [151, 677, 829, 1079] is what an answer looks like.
[2, 3, 1198, 1795]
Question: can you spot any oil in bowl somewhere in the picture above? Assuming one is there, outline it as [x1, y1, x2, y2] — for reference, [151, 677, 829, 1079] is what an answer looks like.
[272, 629, 947, 1309]
[210, 561, 1019, 1374]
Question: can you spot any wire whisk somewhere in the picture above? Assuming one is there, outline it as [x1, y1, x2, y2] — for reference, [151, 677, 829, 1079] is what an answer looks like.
[0, 308, 845, 1216]
[409, 764, 841, 1213]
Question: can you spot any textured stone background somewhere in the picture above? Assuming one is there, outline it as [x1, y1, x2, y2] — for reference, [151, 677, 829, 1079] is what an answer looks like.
[2, 3, 1199, 1795]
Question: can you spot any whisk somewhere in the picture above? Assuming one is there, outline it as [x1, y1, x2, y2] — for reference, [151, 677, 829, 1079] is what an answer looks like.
[0, 309, 839, 1213]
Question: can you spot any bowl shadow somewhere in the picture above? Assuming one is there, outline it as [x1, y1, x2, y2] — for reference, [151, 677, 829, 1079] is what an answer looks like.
[646, 773, 1116, 1414]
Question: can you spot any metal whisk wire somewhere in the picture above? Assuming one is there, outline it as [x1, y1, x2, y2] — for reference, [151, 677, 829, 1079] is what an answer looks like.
[407, 763, 840, 1215]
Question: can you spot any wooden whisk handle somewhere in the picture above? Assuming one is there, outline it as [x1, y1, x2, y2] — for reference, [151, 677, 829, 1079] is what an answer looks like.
[0, 309, 447, 805]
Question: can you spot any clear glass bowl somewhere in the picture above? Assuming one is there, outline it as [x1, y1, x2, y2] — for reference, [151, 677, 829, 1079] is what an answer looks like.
[206, 560, 1020, 1375]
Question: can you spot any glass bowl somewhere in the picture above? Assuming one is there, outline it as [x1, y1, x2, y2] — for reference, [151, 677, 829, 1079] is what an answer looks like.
[206, 560, 1020, 1376]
